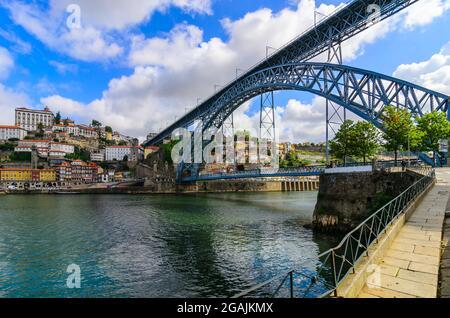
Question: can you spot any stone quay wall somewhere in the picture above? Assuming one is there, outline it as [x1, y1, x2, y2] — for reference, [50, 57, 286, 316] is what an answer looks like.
[312, 170, 422, 233]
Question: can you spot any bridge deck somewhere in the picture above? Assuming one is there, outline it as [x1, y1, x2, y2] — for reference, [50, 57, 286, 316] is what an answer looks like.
[358, 169, 450, 298]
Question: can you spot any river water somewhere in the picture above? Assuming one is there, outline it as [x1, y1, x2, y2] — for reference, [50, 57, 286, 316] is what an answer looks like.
[0, 192, 337, 298]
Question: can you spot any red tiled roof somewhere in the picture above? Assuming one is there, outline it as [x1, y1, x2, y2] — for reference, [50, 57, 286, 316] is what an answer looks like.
[0, 125, 23, 129]
[19, 139, 51, 143]
[16, 107, 52, 113]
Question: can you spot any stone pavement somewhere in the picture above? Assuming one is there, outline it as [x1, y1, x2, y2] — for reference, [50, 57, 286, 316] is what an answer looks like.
[358, 169, 450, 298]
[439, 193, 450, 297]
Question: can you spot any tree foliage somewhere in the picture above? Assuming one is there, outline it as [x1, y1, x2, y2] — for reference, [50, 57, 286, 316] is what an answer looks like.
[352, 121, 380, 163]
[416, 111, 450, 153]
[65, 146, 90, 162]
[54, 112, 61, 125]
[330, 120, 379, 163]
[91, 120, 102, 128]
[381, 106, 415, 164]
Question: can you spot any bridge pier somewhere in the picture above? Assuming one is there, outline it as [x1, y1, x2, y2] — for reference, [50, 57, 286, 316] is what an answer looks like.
[280, 178, 319, 192]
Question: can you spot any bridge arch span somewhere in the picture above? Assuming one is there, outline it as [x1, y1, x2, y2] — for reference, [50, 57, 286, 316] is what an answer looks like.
[203, 62, 450, 132]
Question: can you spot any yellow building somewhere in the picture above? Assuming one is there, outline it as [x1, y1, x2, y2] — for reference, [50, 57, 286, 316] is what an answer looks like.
[0, 169, 32, 181]
[39, 169, 56, 182]
[106, 131, 113, 141]
[144, 146, 160, 159]
[0, 168, 56, 182]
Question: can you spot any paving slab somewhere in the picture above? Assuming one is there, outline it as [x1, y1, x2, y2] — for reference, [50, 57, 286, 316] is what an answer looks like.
[360, 287, 415, 298]
[367, 273, 436, 298]
[358, 169, 450, 298]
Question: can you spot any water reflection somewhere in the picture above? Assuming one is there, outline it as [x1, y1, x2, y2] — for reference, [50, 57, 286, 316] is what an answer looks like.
[0, 192, 337, 297]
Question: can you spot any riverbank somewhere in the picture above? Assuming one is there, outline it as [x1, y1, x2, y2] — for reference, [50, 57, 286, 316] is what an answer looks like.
[1, 177, 320, 195]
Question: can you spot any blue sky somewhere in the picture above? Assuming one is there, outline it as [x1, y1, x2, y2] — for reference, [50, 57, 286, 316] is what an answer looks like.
[0, 0, 449, 142]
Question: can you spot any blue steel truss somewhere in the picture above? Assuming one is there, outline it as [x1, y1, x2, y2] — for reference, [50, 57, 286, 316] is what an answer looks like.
[145, 0, 422, 146]
[199, 63, 449, 132]
[183, 166, 326, 183]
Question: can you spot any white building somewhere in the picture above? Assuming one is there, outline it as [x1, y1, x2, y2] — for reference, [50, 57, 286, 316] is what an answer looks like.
[0, 125, 27, 140]
[17, 139, 50, 149]
[78, 125, 97, 138]
[90, 151, 105, 162]
[15, 139, 51, 157]
[52, 123, 97, 139]
[105, 146, 137, 161]
[49, 142, 75, 155]
[15, 107, 54, 132]
[53, 124, 80, 136]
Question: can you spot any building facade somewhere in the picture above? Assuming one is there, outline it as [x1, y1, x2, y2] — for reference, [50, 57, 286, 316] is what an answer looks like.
[15, 107, 54, 131]
[15, 140, 51, 157]
[0, 168, 56, 182]
[56, 160, 98, 183]
[49, 142, 75, 156]
[105, 146, 132, 161]
[0, 125, 27, 141]
[90, 151, 105, 162]
[105, 146, 143, 161]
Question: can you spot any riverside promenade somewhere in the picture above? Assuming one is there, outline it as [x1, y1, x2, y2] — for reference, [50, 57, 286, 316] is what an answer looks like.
[358, 169, 450, 298]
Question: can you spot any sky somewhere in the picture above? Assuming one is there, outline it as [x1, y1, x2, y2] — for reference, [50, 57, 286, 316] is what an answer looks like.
[0, 0, 449, 143]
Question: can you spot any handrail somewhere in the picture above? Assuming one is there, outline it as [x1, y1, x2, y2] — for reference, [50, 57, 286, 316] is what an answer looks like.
[183, 160, 423, 182]
[233, 168, 435, 298]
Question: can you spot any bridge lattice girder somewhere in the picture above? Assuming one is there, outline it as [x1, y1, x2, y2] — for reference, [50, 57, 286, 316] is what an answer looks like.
[202, 63, 449, 132]
[145, 0, 421, 145]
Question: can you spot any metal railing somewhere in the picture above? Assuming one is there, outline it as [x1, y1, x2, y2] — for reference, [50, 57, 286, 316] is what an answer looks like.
[233, 168, 435, 298]
[183, 160, 424, 182]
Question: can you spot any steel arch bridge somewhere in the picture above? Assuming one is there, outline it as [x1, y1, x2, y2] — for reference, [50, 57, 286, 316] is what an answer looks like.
[174, 62, 449, 183]
[145, 0, 423, 146]
[202, 62, 449, 132]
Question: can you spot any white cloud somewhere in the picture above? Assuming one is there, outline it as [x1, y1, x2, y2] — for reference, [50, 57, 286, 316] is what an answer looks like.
[402, 0, 450, 28]
[0, 27, 32, 55]
[49, 0, 212, 31]
[48, 60, 78, 75]
[394, 41, 450, 95]
[0, 46, 14, 80]
[2, 1, 123, 62]
[2, 0, 213, 62]
[0, 84, 30, 125]
[38, 0, 450, 142]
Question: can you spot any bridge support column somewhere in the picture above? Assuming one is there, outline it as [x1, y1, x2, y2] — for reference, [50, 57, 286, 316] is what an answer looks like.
[447, 98, 450, 122]
[325, 37, 345, 165]
[260, 91, 276, 144]
[222, 113, 235, 139]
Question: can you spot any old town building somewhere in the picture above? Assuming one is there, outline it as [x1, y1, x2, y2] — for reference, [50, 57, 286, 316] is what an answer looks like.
[56, 160, 98, 183]
[15, 107, 54, 131]
[0, 125, 27, 141]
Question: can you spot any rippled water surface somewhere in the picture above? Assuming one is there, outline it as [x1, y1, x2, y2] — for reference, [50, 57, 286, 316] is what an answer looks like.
[0, 192, 337, 297]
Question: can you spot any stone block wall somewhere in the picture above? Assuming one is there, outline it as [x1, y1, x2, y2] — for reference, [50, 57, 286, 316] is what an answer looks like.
[313, 170, 421, 233]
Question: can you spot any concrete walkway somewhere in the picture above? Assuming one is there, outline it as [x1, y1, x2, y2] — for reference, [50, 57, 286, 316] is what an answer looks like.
[358, 169, 450, 298]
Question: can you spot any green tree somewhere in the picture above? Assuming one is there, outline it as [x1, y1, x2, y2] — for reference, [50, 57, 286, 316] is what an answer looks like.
[65, 146, 90, 162]
[329, 120, 357, 163]
[91, 120, 102, 128]
[0, 143, 15, 151]
[54, 112, 61, 124]
[353, 121, 380, 163]
[9, 152, 31, 162]
[105, 126, 113, 133]
[381, 106, 415, 165]
[416, 111, 450, 164]
[37, 122, 44, 133]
